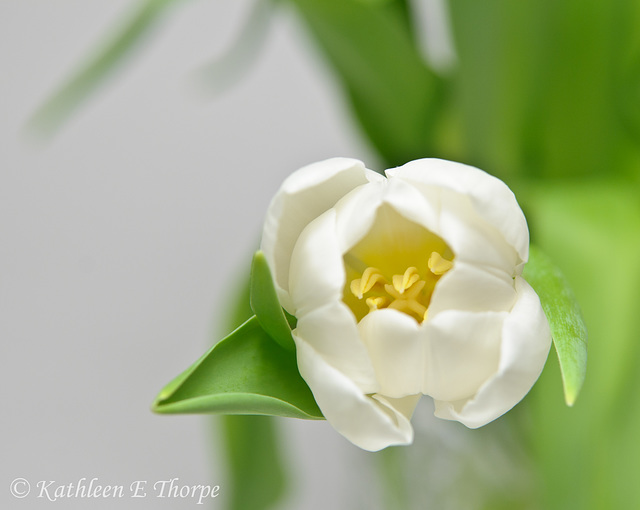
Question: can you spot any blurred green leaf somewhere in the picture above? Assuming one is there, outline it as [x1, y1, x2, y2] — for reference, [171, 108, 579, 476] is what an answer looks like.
[250, 251, 296, 351]
[290, 0, 445, 166]
[525, 179, 640, 510]
[153, 316, 323, 419]
[29, 0, 180, 135]
[448, 0, 640, 182]
[611, 0, 640, 146]
[523, 245, 587, 406]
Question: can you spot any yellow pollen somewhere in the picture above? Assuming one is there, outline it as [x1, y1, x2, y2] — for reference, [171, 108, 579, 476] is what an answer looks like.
[392, 266, 420, 294]
[349, 267, 386, 299]
[428, 251, 453, 275]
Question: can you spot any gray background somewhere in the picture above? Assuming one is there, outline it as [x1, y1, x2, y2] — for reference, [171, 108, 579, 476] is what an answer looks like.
[0, 1, 382, 508]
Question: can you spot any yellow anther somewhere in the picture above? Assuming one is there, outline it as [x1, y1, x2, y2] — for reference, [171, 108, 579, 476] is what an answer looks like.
[428, 252, 453, 275]
[366, 296, 389, 312]
[404, 279, 426, 299]
[384, 279, 425, 301]
[392, 267, 420, 294]
[350, 267, 386, 299]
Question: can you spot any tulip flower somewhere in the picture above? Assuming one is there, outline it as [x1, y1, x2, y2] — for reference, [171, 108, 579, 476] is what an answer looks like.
[261, 158, 551, 451]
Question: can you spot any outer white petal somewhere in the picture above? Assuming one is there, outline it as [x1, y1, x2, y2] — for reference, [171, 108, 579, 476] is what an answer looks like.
[294, 335, 417, 451]
[424, 310, 507, 402]
[294, 301, 378, 393]
[433, 277, 551, 427]
[436, 190, 521, 271]
[288, 209, 346, 316]
[357, 309, 425, 398]
[386, 158, 529, 266]
[289, 181, 388, 316]
[428, 261, 517, 317]
[261, 158, 381, 311]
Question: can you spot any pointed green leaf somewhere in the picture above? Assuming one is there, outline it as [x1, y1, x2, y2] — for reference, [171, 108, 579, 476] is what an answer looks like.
[29, 0, 180, 135]
[524, 245, 587, 406]
[250, 251, 296, 351]
[153, 316, 322, 419]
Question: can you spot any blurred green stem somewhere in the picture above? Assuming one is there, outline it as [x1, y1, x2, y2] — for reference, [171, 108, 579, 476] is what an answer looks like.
[219, 415, 288, 510]
[29, 0, 182, 136]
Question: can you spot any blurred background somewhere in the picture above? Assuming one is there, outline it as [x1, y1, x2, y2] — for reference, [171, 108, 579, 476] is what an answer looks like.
[2, 0, 640, 509]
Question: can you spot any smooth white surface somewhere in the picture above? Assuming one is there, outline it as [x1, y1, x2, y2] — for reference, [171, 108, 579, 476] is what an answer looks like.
[0, 1, 375, 508]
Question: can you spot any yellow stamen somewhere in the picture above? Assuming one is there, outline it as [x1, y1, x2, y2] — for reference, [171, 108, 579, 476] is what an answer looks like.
[366, 296, 389, 312]
[384, 280, 425, 301]
[392, 267, 420, 294]
[350, 267, 386, 299]
[428, 251, 453, 275]
[388, 298, 428, 319]
[345, 253, 452, 323]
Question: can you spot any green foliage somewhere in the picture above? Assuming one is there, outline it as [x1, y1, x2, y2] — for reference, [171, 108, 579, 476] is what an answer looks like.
[217, 262, 293, 510]
[523, 246, 587, 406]
[153, 316, 322, 419]
[525, 180, 640, 510]
[250, 251, 296, 351]
[447, 0, 640, 182]
[290, 0, 445, 167]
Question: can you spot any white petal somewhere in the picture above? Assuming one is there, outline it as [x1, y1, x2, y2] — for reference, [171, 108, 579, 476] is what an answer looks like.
[333, 179, 387, 254]
[428, 261, 517, 317]
[433, 277, 551, 427]
[438, 190, 521, 272]
[261, 158, 381, 311]
[387, 158, 529, 266]
[358, 309, 425, 398]
[379, 177, 440, 235]
[294, 335, 416, 451]
[424, 310, 507, 401]
[289, 209, 345, 316]
[294, 301, 377, 393]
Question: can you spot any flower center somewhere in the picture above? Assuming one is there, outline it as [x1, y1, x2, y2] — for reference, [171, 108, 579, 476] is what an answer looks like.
[342, 205, 454, 324]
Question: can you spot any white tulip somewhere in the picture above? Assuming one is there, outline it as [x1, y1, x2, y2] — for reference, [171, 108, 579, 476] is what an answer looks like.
[261, 158, 551, 451]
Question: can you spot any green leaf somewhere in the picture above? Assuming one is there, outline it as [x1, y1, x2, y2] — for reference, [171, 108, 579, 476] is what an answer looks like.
[28, 0, 181, 135]
[290, 0, 445, 166]
[523, 245, 587, 406]
[250, 251, 296, 351]
[153, 316, 322, 419]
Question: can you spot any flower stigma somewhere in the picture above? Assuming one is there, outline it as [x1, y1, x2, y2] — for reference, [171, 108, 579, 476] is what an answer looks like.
[343, 205, 454, 324]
